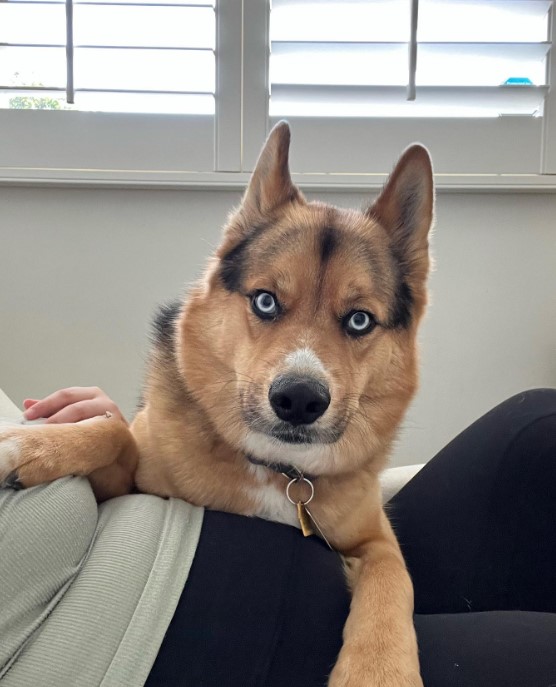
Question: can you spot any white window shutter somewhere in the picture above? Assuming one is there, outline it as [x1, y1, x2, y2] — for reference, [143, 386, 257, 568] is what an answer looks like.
[0, 0, 217, 182]
[0, 0, 216, 114]
[1, 0, 556, 187]
[266, 0, 555, 183]
[269, 0, 552, 118]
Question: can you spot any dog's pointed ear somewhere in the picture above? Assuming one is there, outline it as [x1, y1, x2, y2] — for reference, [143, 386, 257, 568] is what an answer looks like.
[213, 122, 303, 290]
[367, 144, 434, 282]
[241, 121, 303, 215]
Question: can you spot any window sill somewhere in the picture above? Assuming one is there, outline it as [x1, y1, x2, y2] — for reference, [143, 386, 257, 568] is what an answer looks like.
[1, 167, 556, 193]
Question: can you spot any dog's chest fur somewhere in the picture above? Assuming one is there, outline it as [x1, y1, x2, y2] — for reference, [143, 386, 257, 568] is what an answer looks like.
[247, 464, 300, 529]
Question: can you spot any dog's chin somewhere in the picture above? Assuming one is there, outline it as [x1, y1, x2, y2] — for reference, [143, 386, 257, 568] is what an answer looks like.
[269, 428, 315, 445]
[242, 430, 339, 476]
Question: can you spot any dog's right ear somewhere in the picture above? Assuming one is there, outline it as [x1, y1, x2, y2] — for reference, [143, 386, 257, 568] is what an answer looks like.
[215, 122, 304, 268]
[241, 121, 303, 216]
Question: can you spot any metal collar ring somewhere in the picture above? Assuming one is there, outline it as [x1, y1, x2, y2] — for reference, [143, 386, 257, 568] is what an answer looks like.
[286, 476, 314, 506]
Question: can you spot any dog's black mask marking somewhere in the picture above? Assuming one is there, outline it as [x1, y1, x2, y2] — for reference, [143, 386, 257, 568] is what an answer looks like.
[219, 222, 271, 293]
[319, 225, 338, 263]
[147, 298, 193, 408]
[388, 280, 413, 329]
[152, 299, 182, 352]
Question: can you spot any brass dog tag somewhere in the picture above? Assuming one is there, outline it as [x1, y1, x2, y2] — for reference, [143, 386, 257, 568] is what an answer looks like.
[297, 501, 315, 537]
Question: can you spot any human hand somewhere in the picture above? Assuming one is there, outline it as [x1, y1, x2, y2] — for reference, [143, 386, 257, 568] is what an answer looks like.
[22, 387, 127, 425]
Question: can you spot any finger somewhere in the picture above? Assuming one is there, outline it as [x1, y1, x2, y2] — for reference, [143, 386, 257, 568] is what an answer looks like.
[23, 399, 39, 410]
[23, 387, 101, 420]
[44, 399, 117, 424]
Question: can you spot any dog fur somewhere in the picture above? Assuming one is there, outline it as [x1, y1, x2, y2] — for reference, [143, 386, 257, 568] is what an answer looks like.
[0, 122, 434, 687]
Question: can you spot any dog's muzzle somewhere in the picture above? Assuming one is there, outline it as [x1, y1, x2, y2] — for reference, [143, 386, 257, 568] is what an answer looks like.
[268, 375, 330, 426]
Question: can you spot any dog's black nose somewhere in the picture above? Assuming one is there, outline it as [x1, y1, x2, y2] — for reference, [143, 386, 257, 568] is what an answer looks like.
[269, 376, 331, 426]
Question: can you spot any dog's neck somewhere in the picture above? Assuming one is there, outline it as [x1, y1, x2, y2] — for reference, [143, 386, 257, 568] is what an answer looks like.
[246, 454, 316, 481]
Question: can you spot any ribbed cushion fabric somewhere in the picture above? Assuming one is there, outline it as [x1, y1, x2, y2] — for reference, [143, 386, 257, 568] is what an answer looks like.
[0, 478, 98, 675]
[0, 477, 203, 687]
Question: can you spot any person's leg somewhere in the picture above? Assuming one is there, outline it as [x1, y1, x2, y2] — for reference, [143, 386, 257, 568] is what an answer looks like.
[146, 510, 556, 687]
[415, 611, 556, 687]
[145, 510, 351, 687]
[388, 388, 556, 614]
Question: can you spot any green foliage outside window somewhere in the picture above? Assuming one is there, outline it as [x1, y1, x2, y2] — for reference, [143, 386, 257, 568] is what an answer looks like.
[9, 96, 62, 109]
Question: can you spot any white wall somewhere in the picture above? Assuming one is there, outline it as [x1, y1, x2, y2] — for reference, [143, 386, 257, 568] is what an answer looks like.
[1, 186, 555, 466]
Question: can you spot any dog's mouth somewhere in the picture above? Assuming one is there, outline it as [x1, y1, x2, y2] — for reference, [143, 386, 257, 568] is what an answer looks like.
[242, 403, 345, 444]
[269, 426, 315, 444]
[242, 412, 346, 447]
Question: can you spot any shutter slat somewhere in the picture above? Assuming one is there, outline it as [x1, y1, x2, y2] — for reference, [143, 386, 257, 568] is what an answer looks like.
[270, 84, 547, 117]
[419, 0, 551, 42]
[418, 42, 550, 86]
[7, 0, 214, 4]
[271, 42, 407, 86]
[271, 1, 409, 43]
[272, 42, 550, 87]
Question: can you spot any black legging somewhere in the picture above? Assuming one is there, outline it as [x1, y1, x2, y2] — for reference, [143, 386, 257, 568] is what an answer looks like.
[146, 388, 556, 687]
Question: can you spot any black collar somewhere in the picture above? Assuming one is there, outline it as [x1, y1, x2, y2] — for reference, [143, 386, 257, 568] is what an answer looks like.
[246, 455, 316, 481]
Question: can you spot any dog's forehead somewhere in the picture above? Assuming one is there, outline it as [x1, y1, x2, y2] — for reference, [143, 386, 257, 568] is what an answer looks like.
[250, 204, 393, 287]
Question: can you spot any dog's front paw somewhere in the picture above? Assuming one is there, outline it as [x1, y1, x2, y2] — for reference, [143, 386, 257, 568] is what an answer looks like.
[0, 425, 67, 490]
[328, 649, 423, 687]
[0, 429, 26, 488]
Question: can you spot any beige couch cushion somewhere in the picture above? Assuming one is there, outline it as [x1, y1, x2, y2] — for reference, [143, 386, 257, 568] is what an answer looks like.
[0, 388, 21, 420]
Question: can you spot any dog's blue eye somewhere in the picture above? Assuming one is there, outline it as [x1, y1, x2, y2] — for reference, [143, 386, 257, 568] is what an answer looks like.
[252, 291, 279, 319]
[344, 311, 376, 336]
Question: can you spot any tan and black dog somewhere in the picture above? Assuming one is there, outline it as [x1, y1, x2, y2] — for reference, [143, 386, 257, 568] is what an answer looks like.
[0, 122, 433, 686]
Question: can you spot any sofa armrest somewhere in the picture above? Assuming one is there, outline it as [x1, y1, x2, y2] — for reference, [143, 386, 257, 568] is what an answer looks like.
[0, 387, 22, 421]
[380, 464, 425, 503]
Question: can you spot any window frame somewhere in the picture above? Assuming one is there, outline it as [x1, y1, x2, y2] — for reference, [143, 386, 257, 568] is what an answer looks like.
[1, 0, 555, 192]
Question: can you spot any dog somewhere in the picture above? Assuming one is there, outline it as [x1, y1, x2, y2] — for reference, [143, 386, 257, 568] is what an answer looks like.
[0, 121, 433, 686]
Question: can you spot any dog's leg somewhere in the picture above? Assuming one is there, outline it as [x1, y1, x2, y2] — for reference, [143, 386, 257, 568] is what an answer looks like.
[329, 509, 422, 687]
[0, 417, 138, 501]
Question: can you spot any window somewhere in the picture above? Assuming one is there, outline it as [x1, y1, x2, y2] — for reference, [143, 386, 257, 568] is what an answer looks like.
[1, 0, 556, 188]
[267, 0, 556, 184]
[0, 0, 221, 181]
[270, 0, 551, 117]
[0, 0, 215, 113]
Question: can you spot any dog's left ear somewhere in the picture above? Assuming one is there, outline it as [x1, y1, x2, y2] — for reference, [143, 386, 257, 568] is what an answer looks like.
[367, 144, 434, 283]
[241, 120, 303, 216]
[214, 122, 303, 288]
